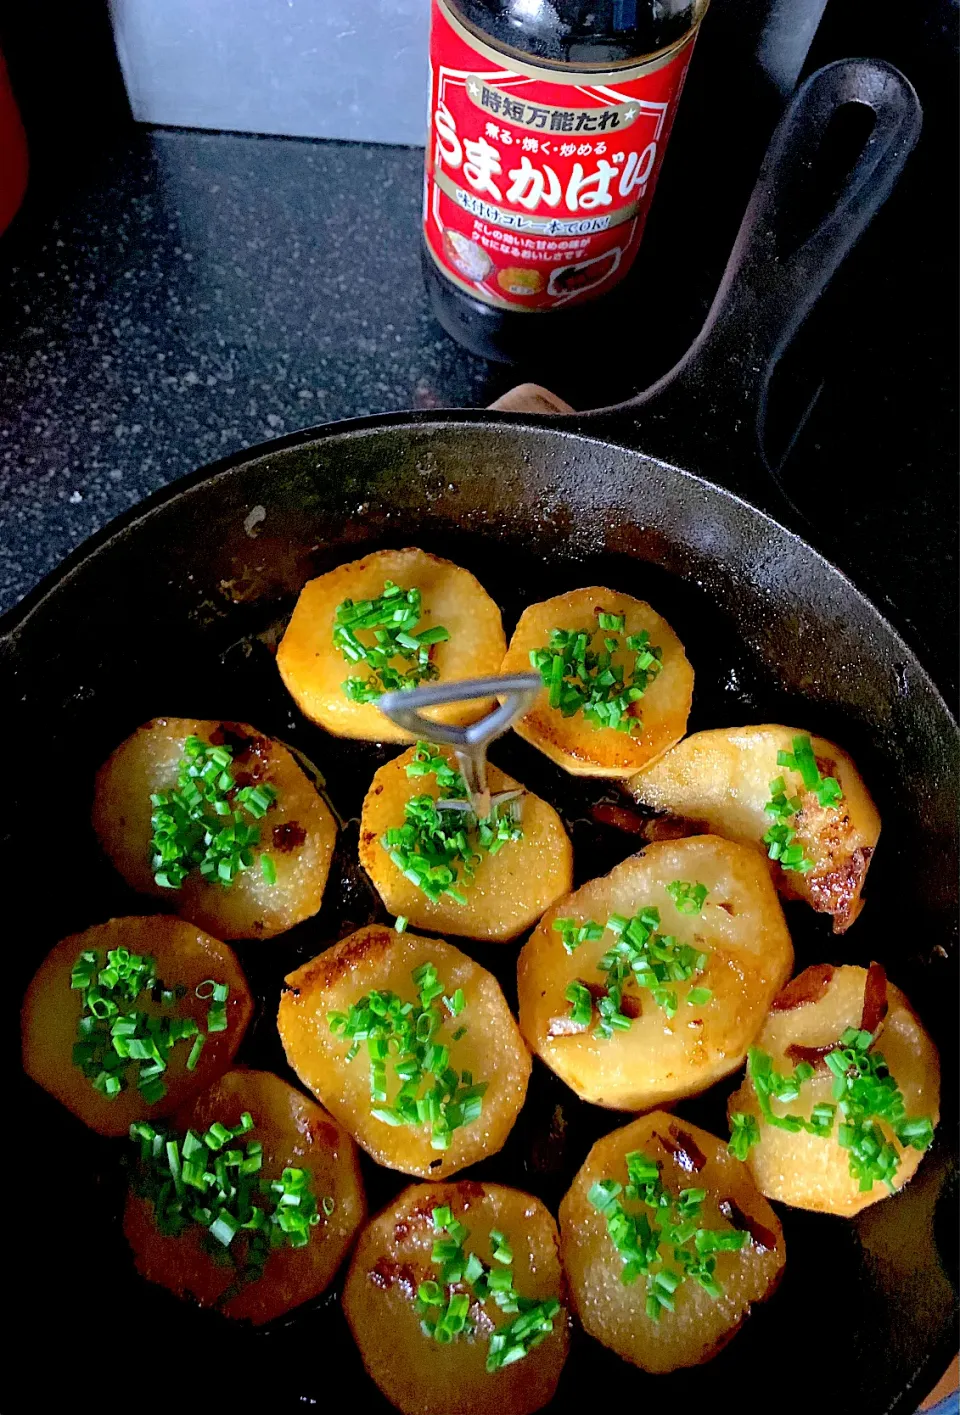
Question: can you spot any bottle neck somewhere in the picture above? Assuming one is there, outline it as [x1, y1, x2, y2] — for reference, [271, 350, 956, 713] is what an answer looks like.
[444, 0, 707, 69]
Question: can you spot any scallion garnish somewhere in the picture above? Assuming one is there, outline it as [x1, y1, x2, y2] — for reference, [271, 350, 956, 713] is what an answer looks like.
[761, 735, 844, 873]
[589, 1148, 749, 1320]
[742, 1046, 827, 1136]
[414, 1207, 562, 1370]
[727, 1111, 761, 1161]
[564, 980, 594, 1029]
[557, 905, 711, 1034]
[149, 735, 278, 891]
[666, 880, 708, 915]
[489, 1228, 513, 1265]
[761, 777, 813, 873]
[731, 1036, 934, 1190]
[380, 743, 523, 905]
[825, 1031, 934, 1189]
[202, 979, 230, 1034]
[70, 947, 229, 1104]
[443, 988, 465, 1017]
[129, 1113, 334, 1287]
[328, 961, 486, 1151]
[777, 735, 843, 808]
[186, 1033, 205, 1072]
[334, 581, 450, 703]
[529, 608, 662, 736]
[551, 917, 605, 955]
[405, 742, 463, 794]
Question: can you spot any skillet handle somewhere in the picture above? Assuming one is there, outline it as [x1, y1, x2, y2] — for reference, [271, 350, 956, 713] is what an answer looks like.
[583, 58, 922, 502]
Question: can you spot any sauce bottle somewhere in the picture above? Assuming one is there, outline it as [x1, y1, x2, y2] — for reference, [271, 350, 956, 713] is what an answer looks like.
[422, 0, 709, 362]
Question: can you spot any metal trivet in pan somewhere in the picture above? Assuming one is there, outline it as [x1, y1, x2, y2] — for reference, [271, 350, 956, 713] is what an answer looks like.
[378, 672, 541, 817]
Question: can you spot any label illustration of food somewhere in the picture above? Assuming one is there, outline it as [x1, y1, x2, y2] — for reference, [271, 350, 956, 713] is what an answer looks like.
[423, 0, 701, 312]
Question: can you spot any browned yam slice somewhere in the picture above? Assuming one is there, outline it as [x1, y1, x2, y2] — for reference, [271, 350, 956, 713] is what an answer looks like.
[278, 925, 531, 1179]
[631, 725, 881, 931]
[124, 1068, 365, 1323]
[92, 716, 337, 939]
[500, 587, 694, 777]
[21, 915, 252, 1136]
[517, 835, 793, 1111]
[359, 745, 572, 942]
[560, 1111, 785, 1373]
[727, 964, 940, 1215]
[276, 547, 507, 742]
[343, 1180, 569, 1415]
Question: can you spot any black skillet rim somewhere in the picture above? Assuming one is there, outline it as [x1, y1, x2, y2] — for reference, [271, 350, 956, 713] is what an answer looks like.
[5, 409, 958, 1412]
[2, 408, 958, 737]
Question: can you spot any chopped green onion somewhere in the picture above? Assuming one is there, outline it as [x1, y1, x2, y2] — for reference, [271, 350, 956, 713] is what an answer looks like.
[762, 736, 844, 872]
[186, 1033, 205, 1072]
[743, 1038, 933, 1191]
[489, 1229, 513, 1265]
[776, 735, 843, 807]
[529, 609, 662, 737]
[559, 905, 710, 1037]
[416, 1209, 563, 1371]
[728, 1112, 761, 1161]
[69, 947, 229, 1104]
[330, 964, 485, 1150]
[666, 880, 709, 915]
[149, 733, 280, 892]
[335, 581, 450, 703]
[209, 1212, 239, 1247]
[588, 1178, 623, 1213]
[552, 917, 605, 955]
[596, 612, 625, 631]
[444, 988, 465, 1017]
[381, 745, 524, 906]
[565, 980, 593, 1029]
[590, 1146, 750, 1320]
[129, 1112, 326, 1280]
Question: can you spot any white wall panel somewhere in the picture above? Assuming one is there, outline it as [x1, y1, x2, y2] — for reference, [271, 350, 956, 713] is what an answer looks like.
[109, 0, 430, 145]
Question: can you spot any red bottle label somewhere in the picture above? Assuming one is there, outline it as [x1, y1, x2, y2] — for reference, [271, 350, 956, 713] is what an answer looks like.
[423, 0, 700, 311]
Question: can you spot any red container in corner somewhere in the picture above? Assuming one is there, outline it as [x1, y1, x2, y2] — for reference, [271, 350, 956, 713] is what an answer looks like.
[0, 48, 28, 236]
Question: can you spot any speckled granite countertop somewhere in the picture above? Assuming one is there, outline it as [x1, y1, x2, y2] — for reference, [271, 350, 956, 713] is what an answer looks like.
[0, 127, 956, 700]
[0, 135, 503, 606]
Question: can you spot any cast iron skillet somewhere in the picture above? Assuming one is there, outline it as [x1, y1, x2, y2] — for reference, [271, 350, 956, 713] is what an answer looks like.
[5, 60, 957, 1415]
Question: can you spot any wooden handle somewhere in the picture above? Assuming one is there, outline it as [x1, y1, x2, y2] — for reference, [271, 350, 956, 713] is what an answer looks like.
[921, 1356, 959, 1411]
[487, 382, 575, 415]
